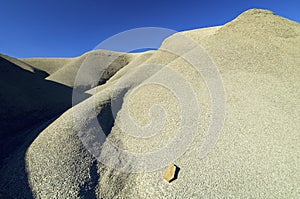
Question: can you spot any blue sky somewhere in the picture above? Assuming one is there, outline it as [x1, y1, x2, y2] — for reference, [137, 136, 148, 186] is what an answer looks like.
[1, 0, 299, 58]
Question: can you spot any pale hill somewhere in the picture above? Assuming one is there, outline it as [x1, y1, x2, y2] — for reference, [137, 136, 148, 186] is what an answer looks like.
[22, 51, 134, 88]
[1, 9, 300, 198]
[21, 57, 72, 75]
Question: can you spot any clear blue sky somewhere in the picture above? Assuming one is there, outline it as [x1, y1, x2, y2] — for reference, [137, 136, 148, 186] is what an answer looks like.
[1, 0, 299, 58]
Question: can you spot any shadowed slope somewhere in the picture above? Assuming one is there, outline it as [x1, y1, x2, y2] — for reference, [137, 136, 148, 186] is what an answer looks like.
[0, 55, 75, 198]
[0, 56, 73, 131]
[0, 55, 74, 160]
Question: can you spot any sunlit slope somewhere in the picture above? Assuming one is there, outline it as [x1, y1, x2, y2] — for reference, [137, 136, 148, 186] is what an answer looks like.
[22, 57, 72, 75]
[26, 9, 300, 198]
[23, 51, 134, 87]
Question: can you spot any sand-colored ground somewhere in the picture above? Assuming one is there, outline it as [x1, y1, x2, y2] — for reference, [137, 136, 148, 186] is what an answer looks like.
[0, 9, 300, 198]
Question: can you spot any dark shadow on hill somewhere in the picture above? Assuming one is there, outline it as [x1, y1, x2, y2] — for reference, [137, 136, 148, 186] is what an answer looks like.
[96, 87, 128, 137]
[0, 115, 62, 198]
[0, 56, 89, 198]
[31, 67, 49, 79]
[96, 54, 130, 86]
[0, 56, 75, 165]
[97, 102, 115, 137]
[169, 165, 180, 183]
[78, 160, 99, 199]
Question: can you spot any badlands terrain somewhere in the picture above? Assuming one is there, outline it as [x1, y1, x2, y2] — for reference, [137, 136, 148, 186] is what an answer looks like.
[0, 9, 300, 198]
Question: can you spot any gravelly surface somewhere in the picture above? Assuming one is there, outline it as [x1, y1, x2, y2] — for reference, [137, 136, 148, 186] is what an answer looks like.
[1, 9, 300, 198]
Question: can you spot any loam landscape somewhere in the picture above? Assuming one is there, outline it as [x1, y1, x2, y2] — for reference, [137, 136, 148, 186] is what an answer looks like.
[0, 9, 300, 198]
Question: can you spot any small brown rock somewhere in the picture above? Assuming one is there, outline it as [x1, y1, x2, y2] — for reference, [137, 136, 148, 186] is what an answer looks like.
[163, 164, 179, 182]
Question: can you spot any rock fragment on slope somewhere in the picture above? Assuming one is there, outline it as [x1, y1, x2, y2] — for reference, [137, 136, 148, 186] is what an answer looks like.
[164, 164, 179, 183]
